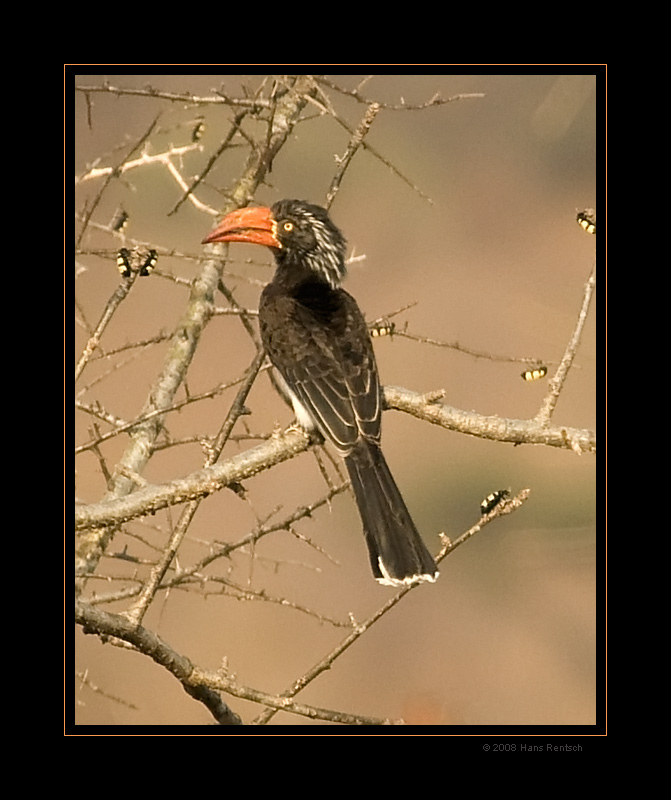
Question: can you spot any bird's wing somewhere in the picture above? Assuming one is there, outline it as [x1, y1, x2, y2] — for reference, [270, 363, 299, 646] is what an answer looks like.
[259, 283, 381, 452]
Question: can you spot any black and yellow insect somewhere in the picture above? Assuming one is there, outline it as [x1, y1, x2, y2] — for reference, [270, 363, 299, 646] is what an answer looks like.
[117, 247, 157, 278]
[576, 210, 596, 235]
[117, 248, 132, 278]
[370, 321, 396, 338]
[521, 366, 548, 382]
[480, 489, 510, 515]
[138, 250, 158, 276]
[111, 208, 129, 233]
[192, 121, 205, 142]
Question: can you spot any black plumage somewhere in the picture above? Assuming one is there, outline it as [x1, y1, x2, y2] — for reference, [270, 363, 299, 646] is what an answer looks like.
[203, 200, 438, 586]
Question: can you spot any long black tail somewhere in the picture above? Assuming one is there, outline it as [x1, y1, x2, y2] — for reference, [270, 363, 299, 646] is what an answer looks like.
[344, 440, 438, 586]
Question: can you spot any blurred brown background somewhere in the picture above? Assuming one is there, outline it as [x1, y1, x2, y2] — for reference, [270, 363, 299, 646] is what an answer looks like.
[74, 72, 598, 727]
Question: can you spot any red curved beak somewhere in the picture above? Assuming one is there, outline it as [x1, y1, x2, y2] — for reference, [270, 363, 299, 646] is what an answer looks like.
[202, 206, 280, 248]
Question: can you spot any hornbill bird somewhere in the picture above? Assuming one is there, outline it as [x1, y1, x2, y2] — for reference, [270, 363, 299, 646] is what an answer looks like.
[203, 199, 438, 587]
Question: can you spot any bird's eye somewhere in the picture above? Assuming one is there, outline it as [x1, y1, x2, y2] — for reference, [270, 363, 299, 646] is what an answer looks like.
[282, 221, 294, 233]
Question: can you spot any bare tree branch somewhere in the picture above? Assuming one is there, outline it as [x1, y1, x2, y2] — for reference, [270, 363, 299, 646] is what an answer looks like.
[75, 271, 142, 381]
[75, 601, 243, 725]
[75, 600, 402, 724]
[75, 382, 594, 534]
[75, 81, 274, 109]
[325, 102, 380, 209]
[75, 76, 318, 593]
[253, 489, 530, 724]
[315, 76, 485, 111]
[535, 264, 596, 426]
[75, 114, 160, 250]
[74, 426, 312, 532]
[76, 490, 529, 726]
[384, 386, 596, 454]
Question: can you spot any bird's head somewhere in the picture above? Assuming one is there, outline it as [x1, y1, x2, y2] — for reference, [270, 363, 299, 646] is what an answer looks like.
[202, 199, 347, 288]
